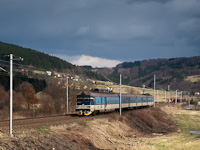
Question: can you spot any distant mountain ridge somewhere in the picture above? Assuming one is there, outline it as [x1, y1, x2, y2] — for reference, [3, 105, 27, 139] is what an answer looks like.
[95, 56, 200, 92]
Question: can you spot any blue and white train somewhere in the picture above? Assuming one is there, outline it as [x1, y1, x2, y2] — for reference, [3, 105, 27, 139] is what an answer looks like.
[76, 89, 154, 116]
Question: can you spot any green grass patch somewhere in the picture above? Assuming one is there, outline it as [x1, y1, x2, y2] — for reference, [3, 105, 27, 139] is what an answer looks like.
[33, 70, 45, 74]
[170, 113, 200, 132]
[147, 141, 154, 145]
[79, 121, 87, 126]
[38, 126, 50, 134]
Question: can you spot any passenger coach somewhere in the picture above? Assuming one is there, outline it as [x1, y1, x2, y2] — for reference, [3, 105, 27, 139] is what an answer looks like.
[76, 89, 154, 116]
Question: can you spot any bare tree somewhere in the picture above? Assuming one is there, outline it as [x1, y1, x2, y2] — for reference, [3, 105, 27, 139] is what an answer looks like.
[0, 86, 9, 119]
[16, 82, 38, 116]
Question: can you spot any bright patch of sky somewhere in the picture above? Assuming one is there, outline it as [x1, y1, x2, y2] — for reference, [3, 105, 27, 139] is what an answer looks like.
[54, 54, 122, 68]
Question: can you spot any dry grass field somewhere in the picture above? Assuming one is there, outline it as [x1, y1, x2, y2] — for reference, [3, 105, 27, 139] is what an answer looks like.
[185, 75, 200, 82]
[1, 104, 200, 149]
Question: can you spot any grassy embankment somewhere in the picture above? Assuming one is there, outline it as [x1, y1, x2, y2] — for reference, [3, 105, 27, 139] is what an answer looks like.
[146, 107, 200, 150]
[1, 105, 200, 149]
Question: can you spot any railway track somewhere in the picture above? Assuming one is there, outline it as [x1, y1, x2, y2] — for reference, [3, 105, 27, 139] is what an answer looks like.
[0, 113, 114, 135]
[0, 114, 95, 134]
[0, 103, 169, 135]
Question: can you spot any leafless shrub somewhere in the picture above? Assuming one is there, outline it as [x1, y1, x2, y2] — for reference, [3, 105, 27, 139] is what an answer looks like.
[37, 93, 56, 116]
[126, 88, 140, 94]
[13, 91, 26, 112]
[44, 82, 66, 114]
[0, 86, 9, 108]
[0, 86, 9, 119]
[125, 108, 177, 134]
[16, 82, 38, 110]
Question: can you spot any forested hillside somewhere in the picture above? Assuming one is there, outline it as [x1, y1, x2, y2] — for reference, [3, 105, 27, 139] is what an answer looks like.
[96, 57, 200, 92]
[0, 41, 106, 81]
[0, 41, 75, 71]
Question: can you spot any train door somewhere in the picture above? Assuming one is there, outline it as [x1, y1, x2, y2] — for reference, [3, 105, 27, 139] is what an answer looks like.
[100, 97, 102, 109]
[104, 97, 107, 111]
[96, 97, 100, 107]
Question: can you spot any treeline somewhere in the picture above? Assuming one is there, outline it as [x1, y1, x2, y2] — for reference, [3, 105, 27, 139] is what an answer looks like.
[0, 41, 107, 81]
[0, 71, 46, 92]
[0, 41, 75, 71]
[83, 70, 106, 81]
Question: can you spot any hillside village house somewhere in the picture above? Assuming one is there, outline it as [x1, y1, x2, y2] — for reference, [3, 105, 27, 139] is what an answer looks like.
[46, 71, 52, 76]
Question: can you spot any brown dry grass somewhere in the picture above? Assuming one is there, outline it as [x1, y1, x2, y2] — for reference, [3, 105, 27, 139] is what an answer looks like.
[1, 106, 200, 150]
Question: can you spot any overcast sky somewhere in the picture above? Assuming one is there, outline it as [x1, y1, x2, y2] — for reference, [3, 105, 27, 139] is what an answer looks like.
[0, 0, 200, 67]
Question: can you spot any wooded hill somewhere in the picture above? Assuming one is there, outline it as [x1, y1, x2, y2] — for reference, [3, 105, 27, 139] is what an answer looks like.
[0, 41, 106, 81]
[95, 57, 200, 93]
[0, 41, 74, 71]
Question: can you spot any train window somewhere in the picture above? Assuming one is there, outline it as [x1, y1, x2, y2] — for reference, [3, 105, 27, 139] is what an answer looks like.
[90, 97, 95, 101]
[77, 96, 91, 102]
[126, 97, 129, 103]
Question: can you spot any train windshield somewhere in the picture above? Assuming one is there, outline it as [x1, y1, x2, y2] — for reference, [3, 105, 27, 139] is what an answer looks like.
[77, 96, 94, 102]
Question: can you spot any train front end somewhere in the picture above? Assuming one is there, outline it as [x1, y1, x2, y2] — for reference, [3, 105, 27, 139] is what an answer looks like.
[76, 92, 94, 116]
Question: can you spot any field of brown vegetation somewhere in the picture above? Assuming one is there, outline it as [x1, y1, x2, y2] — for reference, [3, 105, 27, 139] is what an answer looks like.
[1, 104, 199, 150]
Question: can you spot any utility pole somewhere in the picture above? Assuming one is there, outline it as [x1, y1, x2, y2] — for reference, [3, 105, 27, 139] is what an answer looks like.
[168, 85, 170, 107]
[157, 90, 159, 104]
[9, 54, 23, 136]
[175, 90, 177, 104]
[154, 74, 156, 107]
[10, 54, 13, 136]
[165, 90, 167, 103]
[66, 76, 69, 114]
[143, 85, 145, 94]
[120, 74, 122, 116]
[180, 91, 183, 103]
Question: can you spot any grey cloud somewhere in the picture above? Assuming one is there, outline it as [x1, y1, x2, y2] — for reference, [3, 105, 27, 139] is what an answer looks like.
[0, 0, 199, 64]
[126, 0, 172, 4]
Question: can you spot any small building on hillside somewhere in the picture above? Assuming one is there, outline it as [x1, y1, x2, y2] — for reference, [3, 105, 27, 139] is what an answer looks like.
[46, 71, 52, 76]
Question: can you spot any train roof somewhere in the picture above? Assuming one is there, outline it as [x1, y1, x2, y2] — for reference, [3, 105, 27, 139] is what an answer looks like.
[78, 91, 153, 98]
